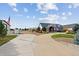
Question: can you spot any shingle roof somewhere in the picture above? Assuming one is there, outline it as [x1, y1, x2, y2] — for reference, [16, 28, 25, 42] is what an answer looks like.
[40, 23, 62, 28]
[0, 20, 10, 26]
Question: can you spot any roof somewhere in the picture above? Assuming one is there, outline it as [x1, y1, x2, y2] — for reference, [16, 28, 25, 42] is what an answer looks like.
[40, 23, 62, 28]
[63, 24, 77, 28]
[1, 20, 10, 26]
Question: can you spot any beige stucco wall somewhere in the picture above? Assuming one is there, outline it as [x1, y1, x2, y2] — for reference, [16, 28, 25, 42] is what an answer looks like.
[7, 25, 10, 35]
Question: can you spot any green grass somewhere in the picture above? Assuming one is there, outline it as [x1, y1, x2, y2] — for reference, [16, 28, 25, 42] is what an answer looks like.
[51, 33, 75, 43]
[66, 32, 75, 34]
[0, 35, 17, 46]
[51, 34, 74, 38]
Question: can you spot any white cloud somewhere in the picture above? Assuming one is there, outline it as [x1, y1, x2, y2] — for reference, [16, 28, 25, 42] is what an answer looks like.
[43, 3, 58, 11]
[40, 11, 47, 14]
[61, 16, 67, 20]
[73, 3, 79, 8]
[68, 3, 79, 8]
[37, 3, 58, 14]
[39, 14, 59, 23]
[24, 8, 28, 13]
[8, 3, 16, 7]
[68, 5, 72, 9]
[26, 16, 30, 18]
[13, 8, 18, 12]
[33, 16, 35, 19]
[37, 3, 43, 10]
[62, 12, 72, 17]
[68, 12, 72, 16]
[62, 12, 66, 16]
[8, 3, 18, 12]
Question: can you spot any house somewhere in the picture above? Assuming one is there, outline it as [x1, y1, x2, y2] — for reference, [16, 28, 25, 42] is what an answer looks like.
[0, 17, 11, 35]
[39, 23, 63, 32]
[63, 24, 77, 31]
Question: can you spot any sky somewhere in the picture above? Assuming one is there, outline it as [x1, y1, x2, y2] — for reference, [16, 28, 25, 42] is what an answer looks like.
[0, 3, 79, 28]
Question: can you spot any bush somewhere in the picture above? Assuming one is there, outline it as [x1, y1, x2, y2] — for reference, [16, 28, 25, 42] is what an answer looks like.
[0, 20, 7, 38]
[73, 24, 79, 33]
[36, 27, 40, 32]
[63, 28, 68, 32]
[42, 27, 46, 32]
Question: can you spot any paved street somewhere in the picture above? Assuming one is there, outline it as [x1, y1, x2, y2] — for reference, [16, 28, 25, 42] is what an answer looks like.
[0, 34, 79, 56]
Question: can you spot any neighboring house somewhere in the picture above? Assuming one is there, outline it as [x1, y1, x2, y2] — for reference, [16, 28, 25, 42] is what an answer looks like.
[14, 28, 20, 34]
[10, 28, 21, 34]
[10, 29, 15, 34]
[0, 17, 11, 35]
[63, 24, 77, 31]
[39, 23, 63, 32]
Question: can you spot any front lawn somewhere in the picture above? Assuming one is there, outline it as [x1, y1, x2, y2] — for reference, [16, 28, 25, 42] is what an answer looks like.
[51, 34, 75, 43]
[0, 35, 17, 46]
[52, 34, 74, 38]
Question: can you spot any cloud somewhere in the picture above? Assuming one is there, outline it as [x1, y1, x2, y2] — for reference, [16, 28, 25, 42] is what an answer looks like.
[40, 11, 47, 14]
[33, 16, 35, 19]
[62, 12, 66, 16]
[39, 14, 59, 23]
[8, 3, 16, 7]
[61, 16, 67, 20]
[37, 3, 58, 14]
[68, 4, 73, 9]
[13, 8, 18, 12]
[73, 3, 79, 8]
[26, 16, 30, 18]
[24, 8, 28, 13]
[61, 12, 72, 20]
[68, 3, 79, 9]
[68, 12, 72, 16]
[8, 3, 18, 12]
[62, 12, 72, 16]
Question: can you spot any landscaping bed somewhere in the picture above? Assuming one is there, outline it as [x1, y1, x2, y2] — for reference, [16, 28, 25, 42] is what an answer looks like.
[0, 35, 17, 46]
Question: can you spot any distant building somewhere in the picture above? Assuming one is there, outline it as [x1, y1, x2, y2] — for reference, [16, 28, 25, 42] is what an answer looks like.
[0, 17, 11, 35]
[39, 23, 63, 32]
[63, 24, 77, 31]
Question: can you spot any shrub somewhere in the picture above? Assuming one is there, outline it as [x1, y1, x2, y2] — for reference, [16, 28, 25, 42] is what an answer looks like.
[73, 24, 79, 33]
[42, 27, 46, 32]
[36, 27, 41, 32]
[0, 20, 7, 38]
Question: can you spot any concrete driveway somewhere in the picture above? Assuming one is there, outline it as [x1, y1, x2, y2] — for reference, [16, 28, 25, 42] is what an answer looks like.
[0, 33, 79, 56]
[0, 34, 36, 56]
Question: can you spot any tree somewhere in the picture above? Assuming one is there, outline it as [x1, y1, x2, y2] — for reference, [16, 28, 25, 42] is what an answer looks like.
[37, 27, 40, 32]
[73, 24, 79, 33]
[0, 20, 7, 39]
[42, 27, 46, 32]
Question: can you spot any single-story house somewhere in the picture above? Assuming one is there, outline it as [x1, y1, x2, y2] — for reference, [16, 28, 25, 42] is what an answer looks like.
[39, 23, 63, 32]
[63, 24, 77, 31]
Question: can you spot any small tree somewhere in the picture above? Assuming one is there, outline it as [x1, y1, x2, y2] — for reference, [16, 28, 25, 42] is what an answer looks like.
[73, 24, 79, 33]
[42, 27, 46, 32]
[0, 20, 7, 39]
[24, 28, 27, 31]
[37, 27, 40, 32]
